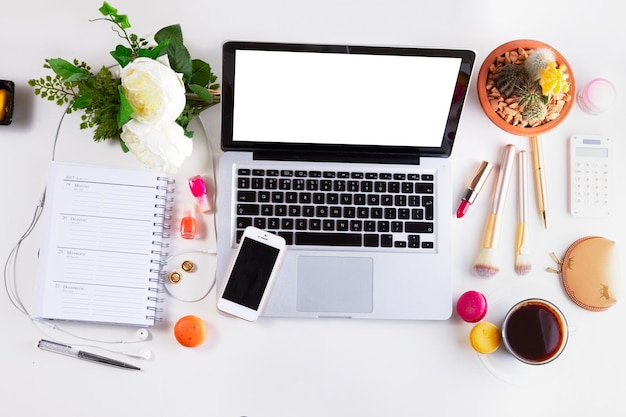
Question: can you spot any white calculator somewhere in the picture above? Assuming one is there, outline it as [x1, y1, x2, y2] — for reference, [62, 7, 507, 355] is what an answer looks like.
[569, 134, 611, 218]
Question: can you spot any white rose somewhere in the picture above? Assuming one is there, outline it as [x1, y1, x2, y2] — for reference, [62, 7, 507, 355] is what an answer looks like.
[121, 119, 193, 173]
[121, 57, 186, 125]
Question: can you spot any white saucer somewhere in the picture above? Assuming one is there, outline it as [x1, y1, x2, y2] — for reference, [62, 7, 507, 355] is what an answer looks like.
[163, 250, 217, 302]
[475, 279, 575, 385]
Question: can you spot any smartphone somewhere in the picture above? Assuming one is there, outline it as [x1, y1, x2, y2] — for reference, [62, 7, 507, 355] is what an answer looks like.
[217, 226, 287, 321]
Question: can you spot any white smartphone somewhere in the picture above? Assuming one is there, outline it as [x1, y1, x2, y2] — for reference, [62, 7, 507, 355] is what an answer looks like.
[569, 134, 612, 218]
[217, 226, 287, 321]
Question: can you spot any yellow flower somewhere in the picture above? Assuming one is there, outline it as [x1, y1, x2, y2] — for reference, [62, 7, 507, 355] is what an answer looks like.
[539, 62, 569, 96]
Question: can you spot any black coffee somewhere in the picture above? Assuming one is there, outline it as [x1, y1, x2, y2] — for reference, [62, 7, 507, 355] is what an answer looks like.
[504, 301, 565, 363]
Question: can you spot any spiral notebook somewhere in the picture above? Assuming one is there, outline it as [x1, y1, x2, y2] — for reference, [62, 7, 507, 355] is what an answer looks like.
[32, 161, 173, 326]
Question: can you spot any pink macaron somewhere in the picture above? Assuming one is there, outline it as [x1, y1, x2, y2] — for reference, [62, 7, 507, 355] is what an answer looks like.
[456, 290, 488, 323]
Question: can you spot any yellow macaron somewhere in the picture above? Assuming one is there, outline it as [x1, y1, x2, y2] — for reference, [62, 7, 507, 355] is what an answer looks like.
[469, 321, 501, 354]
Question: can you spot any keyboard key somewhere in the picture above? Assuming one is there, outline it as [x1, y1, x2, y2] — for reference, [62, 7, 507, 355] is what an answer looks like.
[423, 196, 434, 220]
[237, 204, 259, 215]
[238, 177, 250, 189]
[364, 234, 379, 247]
[415, 183, 434, 194]
[350, 220, 363, 232]
[237, 191, 256, 202]
[268, 218, 280, 229]
[278, 232, 294, 245]
[296, 232, 361, 246]
[236, 217, 252, 229]
[405, 222, 434, 233]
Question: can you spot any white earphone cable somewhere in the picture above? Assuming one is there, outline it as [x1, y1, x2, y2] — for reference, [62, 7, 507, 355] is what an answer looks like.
[4, 105, 220, 347]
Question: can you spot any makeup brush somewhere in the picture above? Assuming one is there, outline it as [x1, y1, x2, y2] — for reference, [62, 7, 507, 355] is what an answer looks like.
[473, 144, 516, 278]
[515, 150, 532, 275]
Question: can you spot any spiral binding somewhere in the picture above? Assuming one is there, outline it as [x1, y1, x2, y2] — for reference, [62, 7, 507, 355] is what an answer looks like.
[146, 176, 176, 323]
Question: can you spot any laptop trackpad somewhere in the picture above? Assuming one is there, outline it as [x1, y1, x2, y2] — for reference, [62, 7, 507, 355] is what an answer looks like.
[297, 256, 373, 314]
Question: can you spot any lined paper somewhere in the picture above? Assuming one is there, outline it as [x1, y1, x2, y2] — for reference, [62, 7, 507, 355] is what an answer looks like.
[33, 162, 170, 326]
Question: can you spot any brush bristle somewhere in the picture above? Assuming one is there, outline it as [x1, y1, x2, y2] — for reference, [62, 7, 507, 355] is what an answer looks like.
[473, 247, 499, 278]
[515, 252, 532, 275]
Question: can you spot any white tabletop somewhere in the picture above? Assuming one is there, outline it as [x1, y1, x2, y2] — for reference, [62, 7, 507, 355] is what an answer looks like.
[2, 1, 625, 415]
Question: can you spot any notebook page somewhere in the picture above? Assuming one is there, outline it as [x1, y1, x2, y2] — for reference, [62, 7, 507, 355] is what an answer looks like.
[33, 162, 170, 326]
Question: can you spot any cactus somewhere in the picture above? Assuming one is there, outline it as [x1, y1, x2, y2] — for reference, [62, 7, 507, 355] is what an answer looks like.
[516, 78, 544, 108]
[495, 64, 528, 97]
[524, 48, 556, 81]
[522, 101, 548, 125]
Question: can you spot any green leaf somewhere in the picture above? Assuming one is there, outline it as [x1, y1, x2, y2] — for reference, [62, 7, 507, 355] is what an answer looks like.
[72, 95, 90, 109]
[99, 2, 117, 16]
[111, 45, 133, 67]
[154, 24, 191, 80]
[164, 39, 192, 81]
[113, 13, 130, 29]
[119, 137, 130, 153]
[188, 84, 214, 104]
[189, 59, 213, 87]
[47, 58, 88, 80]
[154, 24, 183, 45]
[63, 72, 92, 83]
[136, 40, 169, 60]
[117, 85, 133, 127]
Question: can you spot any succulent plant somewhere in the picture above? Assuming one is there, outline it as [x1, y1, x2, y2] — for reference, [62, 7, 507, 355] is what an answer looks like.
[522, 101, 548, 125]
[524, 48, 556, 81]
[495, 64, 528, 97]
[516, 78, 544, 108]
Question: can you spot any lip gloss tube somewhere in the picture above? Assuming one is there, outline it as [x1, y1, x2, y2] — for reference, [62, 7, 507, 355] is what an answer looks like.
[457, 161, 493, 218]
[188, 175, 212, 213]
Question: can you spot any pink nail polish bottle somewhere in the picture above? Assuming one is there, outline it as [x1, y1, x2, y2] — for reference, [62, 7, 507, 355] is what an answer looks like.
[188, 175, 211, 213]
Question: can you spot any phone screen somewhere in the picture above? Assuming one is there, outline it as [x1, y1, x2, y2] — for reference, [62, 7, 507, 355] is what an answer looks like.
[222, 237, 281, 310]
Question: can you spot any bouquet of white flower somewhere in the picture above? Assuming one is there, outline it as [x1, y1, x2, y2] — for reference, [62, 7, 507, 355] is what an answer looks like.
[29, 2, 220, 173]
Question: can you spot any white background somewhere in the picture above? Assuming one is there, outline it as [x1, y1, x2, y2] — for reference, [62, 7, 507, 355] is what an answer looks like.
[2, 1, 625, 416]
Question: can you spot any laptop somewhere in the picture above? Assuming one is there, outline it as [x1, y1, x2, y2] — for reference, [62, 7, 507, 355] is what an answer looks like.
[216, 41, 475, 320]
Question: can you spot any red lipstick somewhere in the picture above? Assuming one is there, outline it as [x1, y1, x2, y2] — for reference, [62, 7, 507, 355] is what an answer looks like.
[457, 161, 493, 218]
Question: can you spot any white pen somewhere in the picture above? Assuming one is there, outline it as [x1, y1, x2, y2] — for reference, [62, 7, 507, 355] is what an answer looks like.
[37, 339, 141, 371]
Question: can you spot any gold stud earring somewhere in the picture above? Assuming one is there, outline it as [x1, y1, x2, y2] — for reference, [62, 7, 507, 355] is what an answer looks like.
[181, 260, 195, 272]
[168, 271, 182, 284]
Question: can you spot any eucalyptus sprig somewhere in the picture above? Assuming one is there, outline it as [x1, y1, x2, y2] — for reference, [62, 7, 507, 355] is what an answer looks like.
[28, 1, 219, 147]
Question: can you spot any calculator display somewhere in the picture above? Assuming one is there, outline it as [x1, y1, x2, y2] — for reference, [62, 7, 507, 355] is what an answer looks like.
[576, 147, 608, 158]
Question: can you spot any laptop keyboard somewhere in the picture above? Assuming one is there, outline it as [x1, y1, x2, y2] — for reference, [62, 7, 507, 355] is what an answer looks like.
[234, 167, 436, 251]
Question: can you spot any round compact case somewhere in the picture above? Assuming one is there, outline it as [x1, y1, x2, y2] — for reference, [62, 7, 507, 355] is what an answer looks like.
[548, 236, 619, 311]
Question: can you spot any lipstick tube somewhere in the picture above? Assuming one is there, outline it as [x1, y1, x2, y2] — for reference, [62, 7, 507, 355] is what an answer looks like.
[457, 160, 493, 218]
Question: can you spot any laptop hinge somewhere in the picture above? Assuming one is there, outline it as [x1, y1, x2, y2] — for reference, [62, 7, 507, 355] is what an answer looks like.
[252, 150, 421, 165]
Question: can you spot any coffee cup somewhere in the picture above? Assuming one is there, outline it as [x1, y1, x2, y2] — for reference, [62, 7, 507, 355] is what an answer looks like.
[501, 298, 568, 365]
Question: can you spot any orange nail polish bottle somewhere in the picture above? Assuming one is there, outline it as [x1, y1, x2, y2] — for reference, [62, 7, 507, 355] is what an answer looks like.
[180, 204, 197, 239]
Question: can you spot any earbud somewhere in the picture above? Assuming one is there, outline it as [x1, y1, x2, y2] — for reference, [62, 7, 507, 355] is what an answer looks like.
[122, 349, 153, 360]
[135, 328, 150, 341]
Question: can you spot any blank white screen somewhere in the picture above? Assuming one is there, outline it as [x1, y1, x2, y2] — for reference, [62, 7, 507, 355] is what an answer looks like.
[232, 50, 462, 148]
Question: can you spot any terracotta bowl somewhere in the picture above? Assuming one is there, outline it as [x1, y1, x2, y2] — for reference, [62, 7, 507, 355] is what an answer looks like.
[476, 39, 576, 136]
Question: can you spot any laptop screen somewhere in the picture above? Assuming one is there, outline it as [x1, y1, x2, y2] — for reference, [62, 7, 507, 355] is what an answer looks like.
[221, 42, 475, 162]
